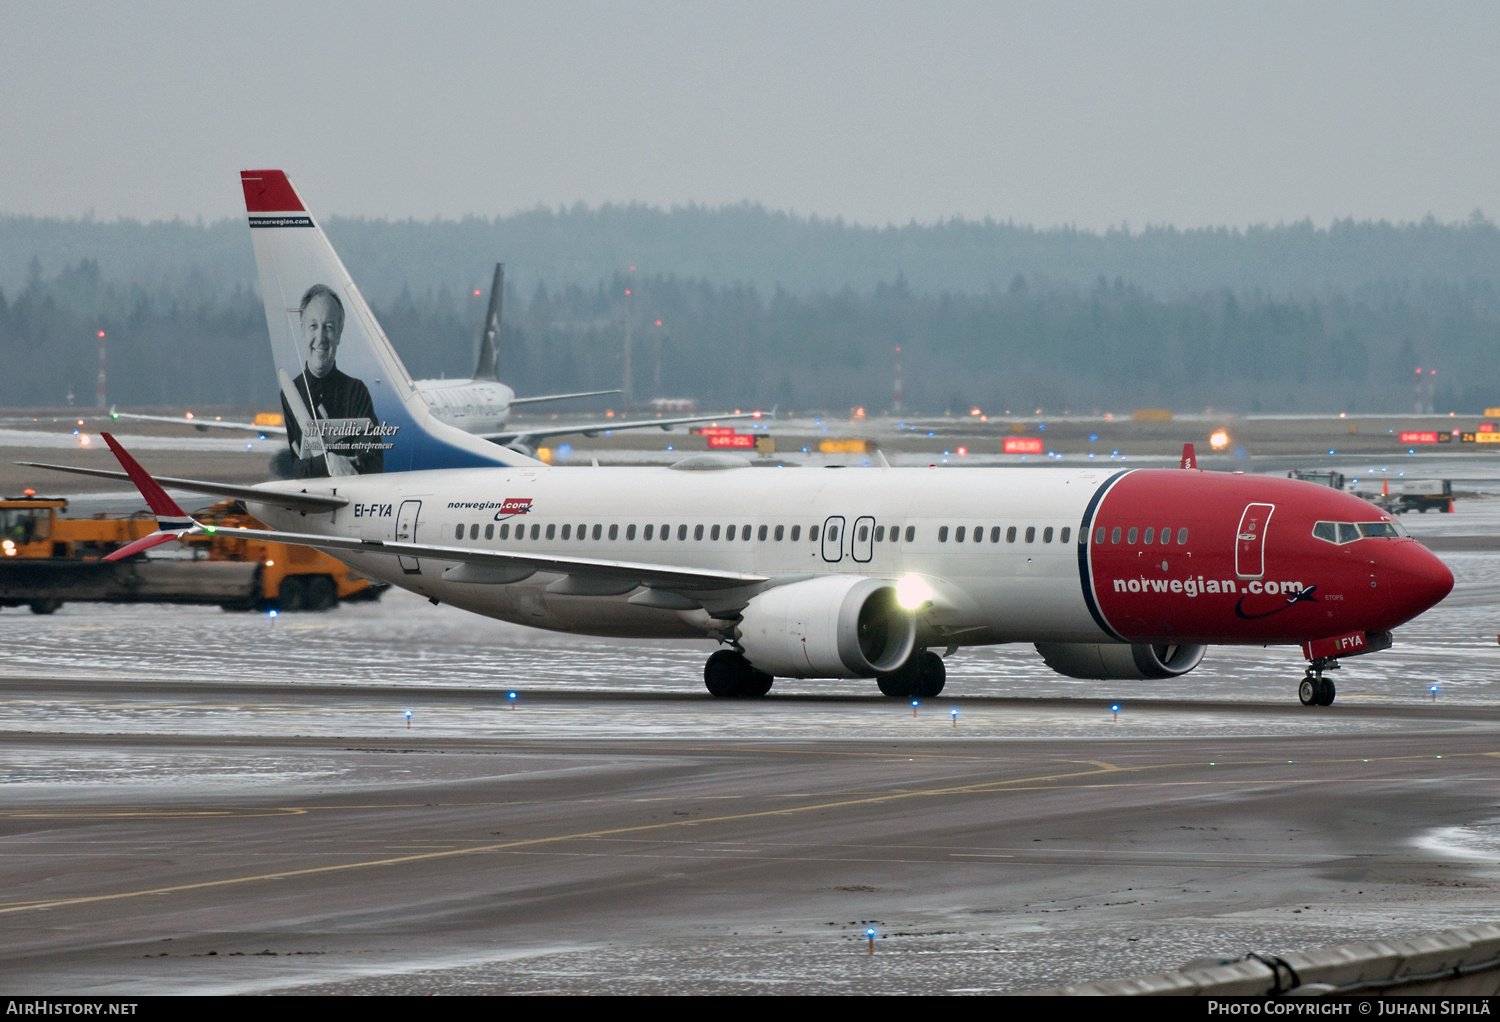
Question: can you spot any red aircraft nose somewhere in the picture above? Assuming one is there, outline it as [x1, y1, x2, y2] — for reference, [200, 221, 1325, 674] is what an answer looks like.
[1379, 540, 1454, 627]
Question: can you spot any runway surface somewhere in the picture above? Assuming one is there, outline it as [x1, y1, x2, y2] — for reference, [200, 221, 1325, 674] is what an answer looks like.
[3, 512, 1500, 993]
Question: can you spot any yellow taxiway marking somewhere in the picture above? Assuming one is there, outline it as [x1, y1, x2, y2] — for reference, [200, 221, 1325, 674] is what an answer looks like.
[2, 749, 1493, 915]
[0, 760, 1130, 915]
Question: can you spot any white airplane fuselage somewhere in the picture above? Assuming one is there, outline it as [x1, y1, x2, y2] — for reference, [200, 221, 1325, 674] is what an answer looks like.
[412, 378, 516, 436]
[251, 463, 1106, 643]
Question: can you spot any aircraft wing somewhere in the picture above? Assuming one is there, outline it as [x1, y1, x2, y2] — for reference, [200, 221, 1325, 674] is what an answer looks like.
[200, 523, 767, 591]
[108, 409, 287, 435]
[16, 461, 347, 514]
[508, 388, 621, 407]
[478, 409, 764, 444]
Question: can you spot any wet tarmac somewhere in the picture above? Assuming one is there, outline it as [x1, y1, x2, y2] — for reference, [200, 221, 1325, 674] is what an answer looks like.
[3, 506, 1500, 993]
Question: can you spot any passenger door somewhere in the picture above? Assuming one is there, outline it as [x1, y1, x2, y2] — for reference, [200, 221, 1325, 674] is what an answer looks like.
[821, 515, 845, 563]
[851, 516, 875, 563]
[1235, 502, 1274, 578]
[396, 499, 422, 574]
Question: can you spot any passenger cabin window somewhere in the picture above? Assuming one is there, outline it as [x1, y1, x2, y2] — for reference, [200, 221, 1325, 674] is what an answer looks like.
[874, 526, 885, 542]
[1061, 527, 1071, 543]
[1159, 526, 1170, 544]
[972, 525, 982, 542]
[694, 525, 705, 540]
[644, 524, 654, 540]
[858, 525, 869, 542]
[609, 524, 619, 540]
[546, 524, 556, 540]
[1127, 527, 1138, 544]
[810, 526, 820, 541]
[1095, 527, 1105, 544]
[1110, 527, 1121, 544]
[1143, 527, 1154, 544]
[1043, 527, 1054, 543]
[499, 524, 510, 540]
[711, 525, 721, 540]
[791, 526, 801, 541]
[760, 525, 769, 541]
[1008, 526, 1017, 543]
[1177, 527, 1189, 545]
[593, 524, 602, 540]
[775, 525, 785, 541]
[938, 526, 949, 542]
[678, 524, 687, 540]
[904, 526, 915, 542]
[530, 524, 540, 539]
[1025, 526, 1036, 543]
[562, 524, 572, 540]
[742, 524, 751, 540]
[990, 527, 1001, 543]
[955, 526, 965, 542]
[485, 524, 494, 540]
[626, 524, 635, 540]
[454, 524, 463, 540]
[827, 526, 837, 541]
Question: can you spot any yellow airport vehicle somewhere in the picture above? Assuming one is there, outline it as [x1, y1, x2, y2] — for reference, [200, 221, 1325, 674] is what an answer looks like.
[0, 495, 381, 613]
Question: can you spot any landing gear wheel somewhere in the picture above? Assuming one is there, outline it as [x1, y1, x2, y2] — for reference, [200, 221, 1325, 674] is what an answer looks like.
[1316, 678, 1336, 706]
[741, 668, 774, 698]
[1298, 677, 1318, 706]
[28, 599, 61, 615]
[877, 658, 919, 697]
[913, 650, 946, 698]
[705, 649, 772, 697]
[877, 649, 946, 698]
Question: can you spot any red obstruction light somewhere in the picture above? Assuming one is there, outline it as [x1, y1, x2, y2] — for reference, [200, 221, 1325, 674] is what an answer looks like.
[97, 331, 105, 338]
[473, 290, 481, 296]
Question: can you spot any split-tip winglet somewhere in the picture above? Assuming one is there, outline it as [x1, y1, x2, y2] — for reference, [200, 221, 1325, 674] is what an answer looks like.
[97, 433, 199, 561]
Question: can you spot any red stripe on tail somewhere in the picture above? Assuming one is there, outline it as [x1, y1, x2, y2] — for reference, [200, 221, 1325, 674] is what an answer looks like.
[100, 433, 189, 520]
[241, 170, 304, 213]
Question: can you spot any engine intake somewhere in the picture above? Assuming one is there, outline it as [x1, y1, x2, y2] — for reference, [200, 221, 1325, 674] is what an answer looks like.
[737, 575, 916, 678]
[1034, 642, 1206, 680]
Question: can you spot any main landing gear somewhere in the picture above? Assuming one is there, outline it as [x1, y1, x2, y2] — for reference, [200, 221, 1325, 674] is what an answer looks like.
[1298, 658, 1338, 707]
[877, 649, 946, 698]
[704, 649, 775, 698]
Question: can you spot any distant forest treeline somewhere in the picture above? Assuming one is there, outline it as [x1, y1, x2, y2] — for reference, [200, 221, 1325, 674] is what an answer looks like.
[4, 257, 1498, 415]
[3, 206, 1500, 302]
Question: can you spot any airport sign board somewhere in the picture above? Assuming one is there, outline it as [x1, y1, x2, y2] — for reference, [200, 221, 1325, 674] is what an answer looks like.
[694, 427, 738, 437]
[1004, 437, 1045, 454]
[707, 434, 756, 448]
[1399, 432, 1447, 444]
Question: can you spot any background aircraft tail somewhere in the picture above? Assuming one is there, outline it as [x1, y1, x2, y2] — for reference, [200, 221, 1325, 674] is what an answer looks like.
[474, 263, 502, 382]
[240, 170, 539, 476]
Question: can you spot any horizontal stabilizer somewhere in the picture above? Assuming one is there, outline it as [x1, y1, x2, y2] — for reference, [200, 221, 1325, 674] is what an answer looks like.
[17, 461, 348, 514]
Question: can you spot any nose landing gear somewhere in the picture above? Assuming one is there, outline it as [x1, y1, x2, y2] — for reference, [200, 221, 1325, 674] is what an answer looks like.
[1298, 658, 1338, 706]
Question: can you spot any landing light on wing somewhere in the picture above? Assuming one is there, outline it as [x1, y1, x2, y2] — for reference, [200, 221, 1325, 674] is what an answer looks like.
[895, 574, 933, 610]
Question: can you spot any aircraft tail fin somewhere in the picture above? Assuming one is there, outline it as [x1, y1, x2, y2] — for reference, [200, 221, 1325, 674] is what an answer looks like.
[474, 263, 503, 382]
[240, 170, 540, 475]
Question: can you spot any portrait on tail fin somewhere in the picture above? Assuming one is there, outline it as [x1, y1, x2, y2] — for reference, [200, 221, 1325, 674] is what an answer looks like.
[280, 284, 385, 477]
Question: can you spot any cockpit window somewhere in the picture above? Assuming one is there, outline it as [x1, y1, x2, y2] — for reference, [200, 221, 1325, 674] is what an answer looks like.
[1314, 519, 1407, 545]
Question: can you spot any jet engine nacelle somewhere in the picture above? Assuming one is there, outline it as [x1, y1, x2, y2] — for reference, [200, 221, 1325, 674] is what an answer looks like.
[736, 575, 916, 678]
[1034, 641, 1206, 680]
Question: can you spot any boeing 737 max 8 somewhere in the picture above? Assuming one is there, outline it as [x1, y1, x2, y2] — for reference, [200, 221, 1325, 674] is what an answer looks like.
[26, 170, 1454, 705]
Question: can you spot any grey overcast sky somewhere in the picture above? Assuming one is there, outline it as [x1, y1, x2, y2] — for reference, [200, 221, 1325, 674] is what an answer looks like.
[2, 0, 1496, 229]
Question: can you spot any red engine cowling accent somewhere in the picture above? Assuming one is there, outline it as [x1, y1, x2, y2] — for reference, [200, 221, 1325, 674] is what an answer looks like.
[1084, 471, 1452, 645]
